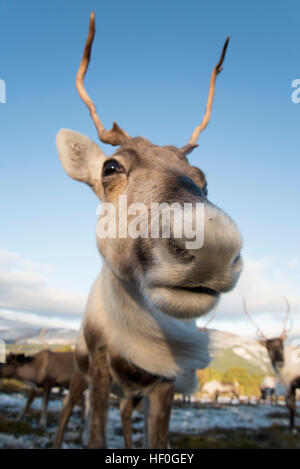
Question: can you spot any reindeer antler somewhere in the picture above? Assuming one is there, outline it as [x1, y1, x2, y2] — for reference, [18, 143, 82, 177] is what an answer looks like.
[76, 12, 130, 146]
[40, 329, 48, 350]
[243, 298, 267, 339]
[12, 338, 23, 354]
[185, 37, 229, 150]
[280, 297, 292, 339]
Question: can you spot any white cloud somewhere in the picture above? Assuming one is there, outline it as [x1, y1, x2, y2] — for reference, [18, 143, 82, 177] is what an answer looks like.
[0, 250, 299, 339]
[287, 257, 300, 270]
[0, 309, 80, 330]
[0, 250, 87, 317]
[204, 256, 300, 339]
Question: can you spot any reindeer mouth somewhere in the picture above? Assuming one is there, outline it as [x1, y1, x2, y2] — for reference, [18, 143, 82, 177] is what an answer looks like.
[145, 281, 220, 318]
[167, 284, 219, 297]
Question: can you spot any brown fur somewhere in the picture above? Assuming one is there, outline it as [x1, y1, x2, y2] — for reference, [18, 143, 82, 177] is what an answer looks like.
[263, 338, 300, 430]
[0, 350, 76, 428]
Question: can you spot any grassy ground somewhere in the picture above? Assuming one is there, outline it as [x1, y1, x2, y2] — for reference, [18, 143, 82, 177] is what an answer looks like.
[0, 382, 299, 449]
[0, 412, 45, 438]
[171, 425, 300, 449]
[0, 378, 30, 393]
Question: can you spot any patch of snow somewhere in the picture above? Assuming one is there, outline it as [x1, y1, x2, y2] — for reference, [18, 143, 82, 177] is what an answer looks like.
[0, 391, 299, 449]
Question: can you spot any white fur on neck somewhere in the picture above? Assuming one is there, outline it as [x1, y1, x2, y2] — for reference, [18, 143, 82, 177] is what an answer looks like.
[276, 345, 300, 389]
[84, 263, 211, 394]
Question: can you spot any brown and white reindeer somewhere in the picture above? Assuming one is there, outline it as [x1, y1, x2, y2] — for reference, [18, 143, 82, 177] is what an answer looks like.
[200, 379, 239, 403]
[0, 350, 77, 428]
[55, 12, 243, 448]
[243, 298, 300, 431]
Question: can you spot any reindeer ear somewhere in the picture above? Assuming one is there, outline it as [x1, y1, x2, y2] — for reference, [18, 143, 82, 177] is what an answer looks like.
[16, 354, 26, 364]
[56, 129, 106, 189]
[281, 333, 287, 342]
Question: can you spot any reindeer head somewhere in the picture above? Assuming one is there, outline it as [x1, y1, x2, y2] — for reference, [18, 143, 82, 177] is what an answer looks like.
[243, 298, 292, 371]
[0, 353, 32, 379]
[56, 13, 243, 319]
[264, 338, 285, 369]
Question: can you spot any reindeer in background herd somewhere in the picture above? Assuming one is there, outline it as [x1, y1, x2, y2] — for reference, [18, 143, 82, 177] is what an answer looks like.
[55, 12, 243, 448]
[243, 298, 300, 431]
[200, 380, 239, 403]
[0, 349, 77, 428]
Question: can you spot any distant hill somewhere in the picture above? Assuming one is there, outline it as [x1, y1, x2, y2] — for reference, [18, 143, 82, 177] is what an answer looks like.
[0, 327, 78, 346]
[0, 327, 273, 375]
[207, 329, 273, 375]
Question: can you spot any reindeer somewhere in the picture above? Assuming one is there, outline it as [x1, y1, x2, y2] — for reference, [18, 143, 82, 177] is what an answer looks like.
[55, 12, 243, 448]
[259, 375, 287, 405]
[0, 350, 77, 428]
[260, 375, 277, 404]
[201, 379, 239, 403]
[244, 298, 300, 431]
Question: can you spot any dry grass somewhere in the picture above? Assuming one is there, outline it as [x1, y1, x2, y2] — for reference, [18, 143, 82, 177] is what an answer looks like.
[171, 425, 300, 449]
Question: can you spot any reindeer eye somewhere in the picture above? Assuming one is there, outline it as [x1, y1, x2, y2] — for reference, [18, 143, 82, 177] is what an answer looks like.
[102, 160, 123, 177]
[203, 183, 208, 197]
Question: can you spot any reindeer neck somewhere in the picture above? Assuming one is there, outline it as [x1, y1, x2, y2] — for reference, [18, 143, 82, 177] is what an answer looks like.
[275, 346, 300, 389]
[92, 262, 210, 380]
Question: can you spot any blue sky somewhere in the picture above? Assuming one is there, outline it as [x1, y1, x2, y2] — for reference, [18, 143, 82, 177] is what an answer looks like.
[0, 0, 299, 338]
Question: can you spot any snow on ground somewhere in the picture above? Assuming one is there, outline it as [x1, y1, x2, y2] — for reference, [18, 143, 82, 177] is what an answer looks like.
[170, 403, 299, 434]
[0, 392, 299, 449]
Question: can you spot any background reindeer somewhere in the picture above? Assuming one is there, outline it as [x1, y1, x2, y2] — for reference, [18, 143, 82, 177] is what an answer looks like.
[244, 298, 300, 431]
[259, 375, 287, 405]
[0, 350, 77, 428]
[201, 379, 239, 403]
[56, 12, 243, 448]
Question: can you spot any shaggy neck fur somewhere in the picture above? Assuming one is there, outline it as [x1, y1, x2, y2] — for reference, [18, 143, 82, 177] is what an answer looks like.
[275, 346, 300, 390]
[86, 262, 211, 393]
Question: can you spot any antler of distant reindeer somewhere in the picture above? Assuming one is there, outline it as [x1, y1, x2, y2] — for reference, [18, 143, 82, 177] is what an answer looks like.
[40, 329, 48, 350]
[185, 37, 230, 149]
[280, 297, 293, 339]
[12, 338, 23, 354]
[76, 12, 130, 146]
[243, 297, 293, 340]
[243, 298, 267, 339]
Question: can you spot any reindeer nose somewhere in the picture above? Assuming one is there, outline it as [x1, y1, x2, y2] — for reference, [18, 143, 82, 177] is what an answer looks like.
[232, 254, 243, 272]
[196, 203, 243, 291]
[167, 201, 243, 292]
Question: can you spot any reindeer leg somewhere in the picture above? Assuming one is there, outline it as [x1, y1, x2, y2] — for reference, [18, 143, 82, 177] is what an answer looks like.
[288, 384, 296, 432]
[39, 383, 51, 429]
[143, 396, 150, 448]
[120, 396, 142, 449]
[54, 372, 87, 449]
[82, 388, 91, 447]
[17, 388, 37, 421]
[270, 389, 275, 405]
[88, 349, 110, 449]
[147, 381, 174, 449]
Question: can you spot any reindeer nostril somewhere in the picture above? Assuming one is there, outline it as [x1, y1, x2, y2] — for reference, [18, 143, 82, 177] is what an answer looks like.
[232, 254, 242, 272]
[168, 239, 195, 263]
